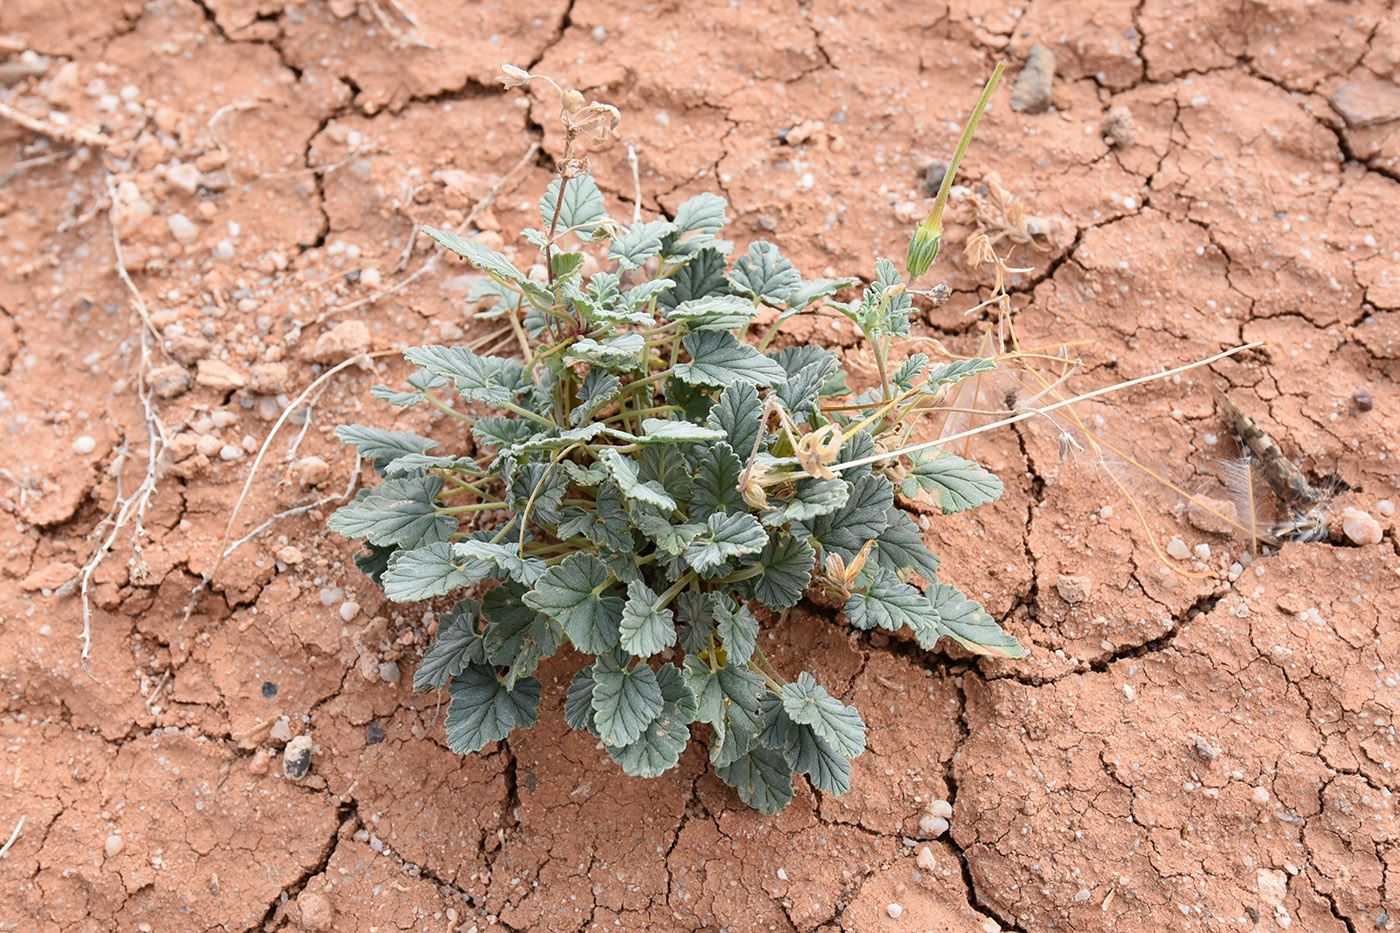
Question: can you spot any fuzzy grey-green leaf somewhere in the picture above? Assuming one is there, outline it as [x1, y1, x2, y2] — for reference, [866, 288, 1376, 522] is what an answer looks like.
[708, 382, 764, 461]
[684, 511, 769, 576]
[445, 664, 541, 754]
[413, 600, 484, 691]
[716, 744, 794, 815]
[591, 650, 665, 747]
[382, 541, 488, 602]
[328, 475, 453, 549]
[523, 553, 624, 654]
[781, 672, 866, 758]
[619, 580, 677, 657]
[676, 331, 787, 388]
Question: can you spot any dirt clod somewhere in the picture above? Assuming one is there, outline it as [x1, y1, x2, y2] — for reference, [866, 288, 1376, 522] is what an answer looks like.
[145, 363, 191, 398]
[1010, 43, 1056, 114]
[296, 891, 334, 931]
[292, 455, 331, 488]
[312, 320, 371, 363]
[1330, 81, 1400, 128]
[195, 358, 247, 391]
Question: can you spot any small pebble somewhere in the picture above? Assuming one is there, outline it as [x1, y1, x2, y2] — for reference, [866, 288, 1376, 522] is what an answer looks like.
[276, 545, 304, 565]
[104, 834, 125, 857]
[1252, 786, 1270, 805]
[167, 213, 199, 243]
[918, 814, 949, 837]
[365, 722, 387, 746]
[283, 735, 313, 779]
[146, 363, 191, 399]
[195, 359, 248, 391]
[293, 455, 330, 488]
[196, 435, 222, 457]
[379, 661, 401, 684]
[887, 903, 903, 920]
[269, 718, 293, 743]
[319, 586, 343, 606]
[297, 890, 334, 931]
[339, 601, 361, 622]
[218, 444, 242, 461]
[72, 435, 96, 455]
[1341, 507, 1383, 546]
[166, 163, 199, 194]
[776, 867, 788, 881]
[1192, 543, 1211, 560]
[928, 799, 953, 820]
[1353, 388, 1373, 411]
[916, 846, 937, 870]
[1377, 499, 1394, 517]
[213, 239, 236, 261]
[1166, 537, 1192, 561]
[360, 267, 382, 289]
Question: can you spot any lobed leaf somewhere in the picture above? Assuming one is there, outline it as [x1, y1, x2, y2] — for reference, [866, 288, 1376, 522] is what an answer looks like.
[444, 664, 542, 754]
[591, 649, 665, 747]
[683, 511, 769, 577]
[523, 553, 624, 654]
[707, 382, 764, 462]
[413, 600, 485, 692]
[745, 532, 815, 611]
[781, 672, 866, 758]
[382, 541, 490, 602]
[716, 744, 794, 815]
[676, 331, 787, 388]
[328, 475, 453, 549]
[619, 579, 678, 657]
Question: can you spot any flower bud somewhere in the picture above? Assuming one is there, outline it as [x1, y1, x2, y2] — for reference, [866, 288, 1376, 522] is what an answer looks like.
[561, 88, 586, 114]
[905, 224, 941, 279]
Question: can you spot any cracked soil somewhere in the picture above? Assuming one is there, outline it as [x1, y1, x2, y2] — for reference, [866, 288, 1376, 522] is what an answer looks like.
[1, 0, 1398, 930]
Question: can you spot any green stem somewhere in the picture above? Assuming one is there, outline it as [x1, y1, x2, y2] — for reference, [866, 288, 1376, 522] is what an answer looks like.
[652, 570, 697, 611]
[440, 501, 508, 514]
[753, 644, 786, 687]
[713, 564, 764, 584]
[423, 392, 474, 424]
[497, 400, 558, 429]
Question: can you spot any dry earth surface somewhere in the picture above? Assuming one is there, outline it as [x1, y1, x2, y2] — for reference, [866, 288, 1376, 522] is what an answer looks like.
[1, 0, 1399, 930]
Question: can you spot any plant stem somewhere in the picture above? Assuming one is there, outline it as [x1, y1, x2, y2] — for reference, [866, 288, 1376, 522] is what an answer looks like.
[440, 501, 508, 514]
[545, 175, 569, 287]
[423, 392, 474, 424]
[653, 570, 697, 612]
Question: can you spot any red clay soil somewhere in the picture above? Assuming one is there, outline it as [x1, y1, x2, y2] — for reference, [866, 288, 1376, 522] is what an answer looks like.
[1, 0, 1398, 930]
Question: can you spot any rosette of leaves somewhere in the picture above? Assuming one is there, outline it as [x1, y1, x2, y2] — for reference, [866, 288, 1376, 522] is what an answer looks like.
[328, 174, 1022, 814]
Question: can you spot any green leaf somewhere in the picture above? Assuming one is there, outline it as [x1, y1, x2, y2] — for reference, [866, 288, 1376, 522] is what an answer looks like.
[873, 509, 940, 582]
[608, 663, 696, 778]
[639, 418, 727, 444]
[632, 508, 705, 555]
[570, 370, 622, 427]
[328, 476, 453, 549]
[454, 540, 546, 586]
[591, 649, 665, 747]
[921, 357, 998, 393]
[382, 453, 482, 477]
[609, 219, 674, 270]
[334, 425, 438, 463]
[382, 541, 489, 602]
[716, 744, 794, 815]
[891, 353, 929, 392]
[772, 347, 841, 420]
[873, 508, 941, 582]
[473, 417, 534, 450]
[727, 241, 801, 305]
[668, 295, 760, 331]
[844, 566, 932, 633]
[782, 672, 866, 758]
[564, 664, 600, 736]
[785, 276, 859, 314]
[444, 664, 541, 754]
[761, 477, 849, 527]
[708, 382, 764, 461]
[672, 192, 728, 234]
[422, 227, 549, 301]
[404, 345, 527, 407]
[859, 257, 913, 336]
[926, 583, 1025, 659]
[760, 696, 851, 795]
[509, 461, 568, 525]
[658, 247, 729, 308]
[371, 368, 447, 408]
[551, 251, 584, 280]
[676, 331, 787, 388]
[691, 442, 743, 519]
[354, 543, 396, 585]
[413, 600, 484, 691]
[745, 532, 814, 611]
[902, 452, 1003, 513]
[540, 174, 608, 234]
[619, 579, 677, 656]
[684, 511, 769, 576]
[599, 448, 677, 511]
[799, 473, 893, 558]
[685, 655, 764, 766]
[480, 582, 563, 688]
[523, 553, 624, 654]
[564, 334, 646, 372]
[713, 594, 759, 665]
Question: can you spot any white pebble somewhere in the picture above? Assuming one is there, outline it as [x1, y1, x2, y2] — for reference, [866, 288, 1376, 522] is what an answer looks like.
[105, 834, 125, 857]
[1098, 505, 1113, 519]
[1340, 507, 1382, 546]
[1252, 786, 1270, 805]
[796, 172, 815, 191]
[167, 213, 199, 243]
[218, 444, 242, 461]
[379, 661, 401, 684]
[591, 24, 607, 41]
[319, 586, 343, 606]
[887, 903, 903, 919]
[72, 435, 97, 455]
[918, 814, 949, 837]
[166, 163, 199, 194]
[1166, 537, 1191, 561]
[213, 239, 236, 261]
[776, 867, 788, 881]
[1192, 543, 1211, 560]
[360, 267, 382, 289]
[1376, 499, 1395, 517]
[928, 799, 952, 819]
[339, 601, 361, 622]
[916, 846, 937, 870]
